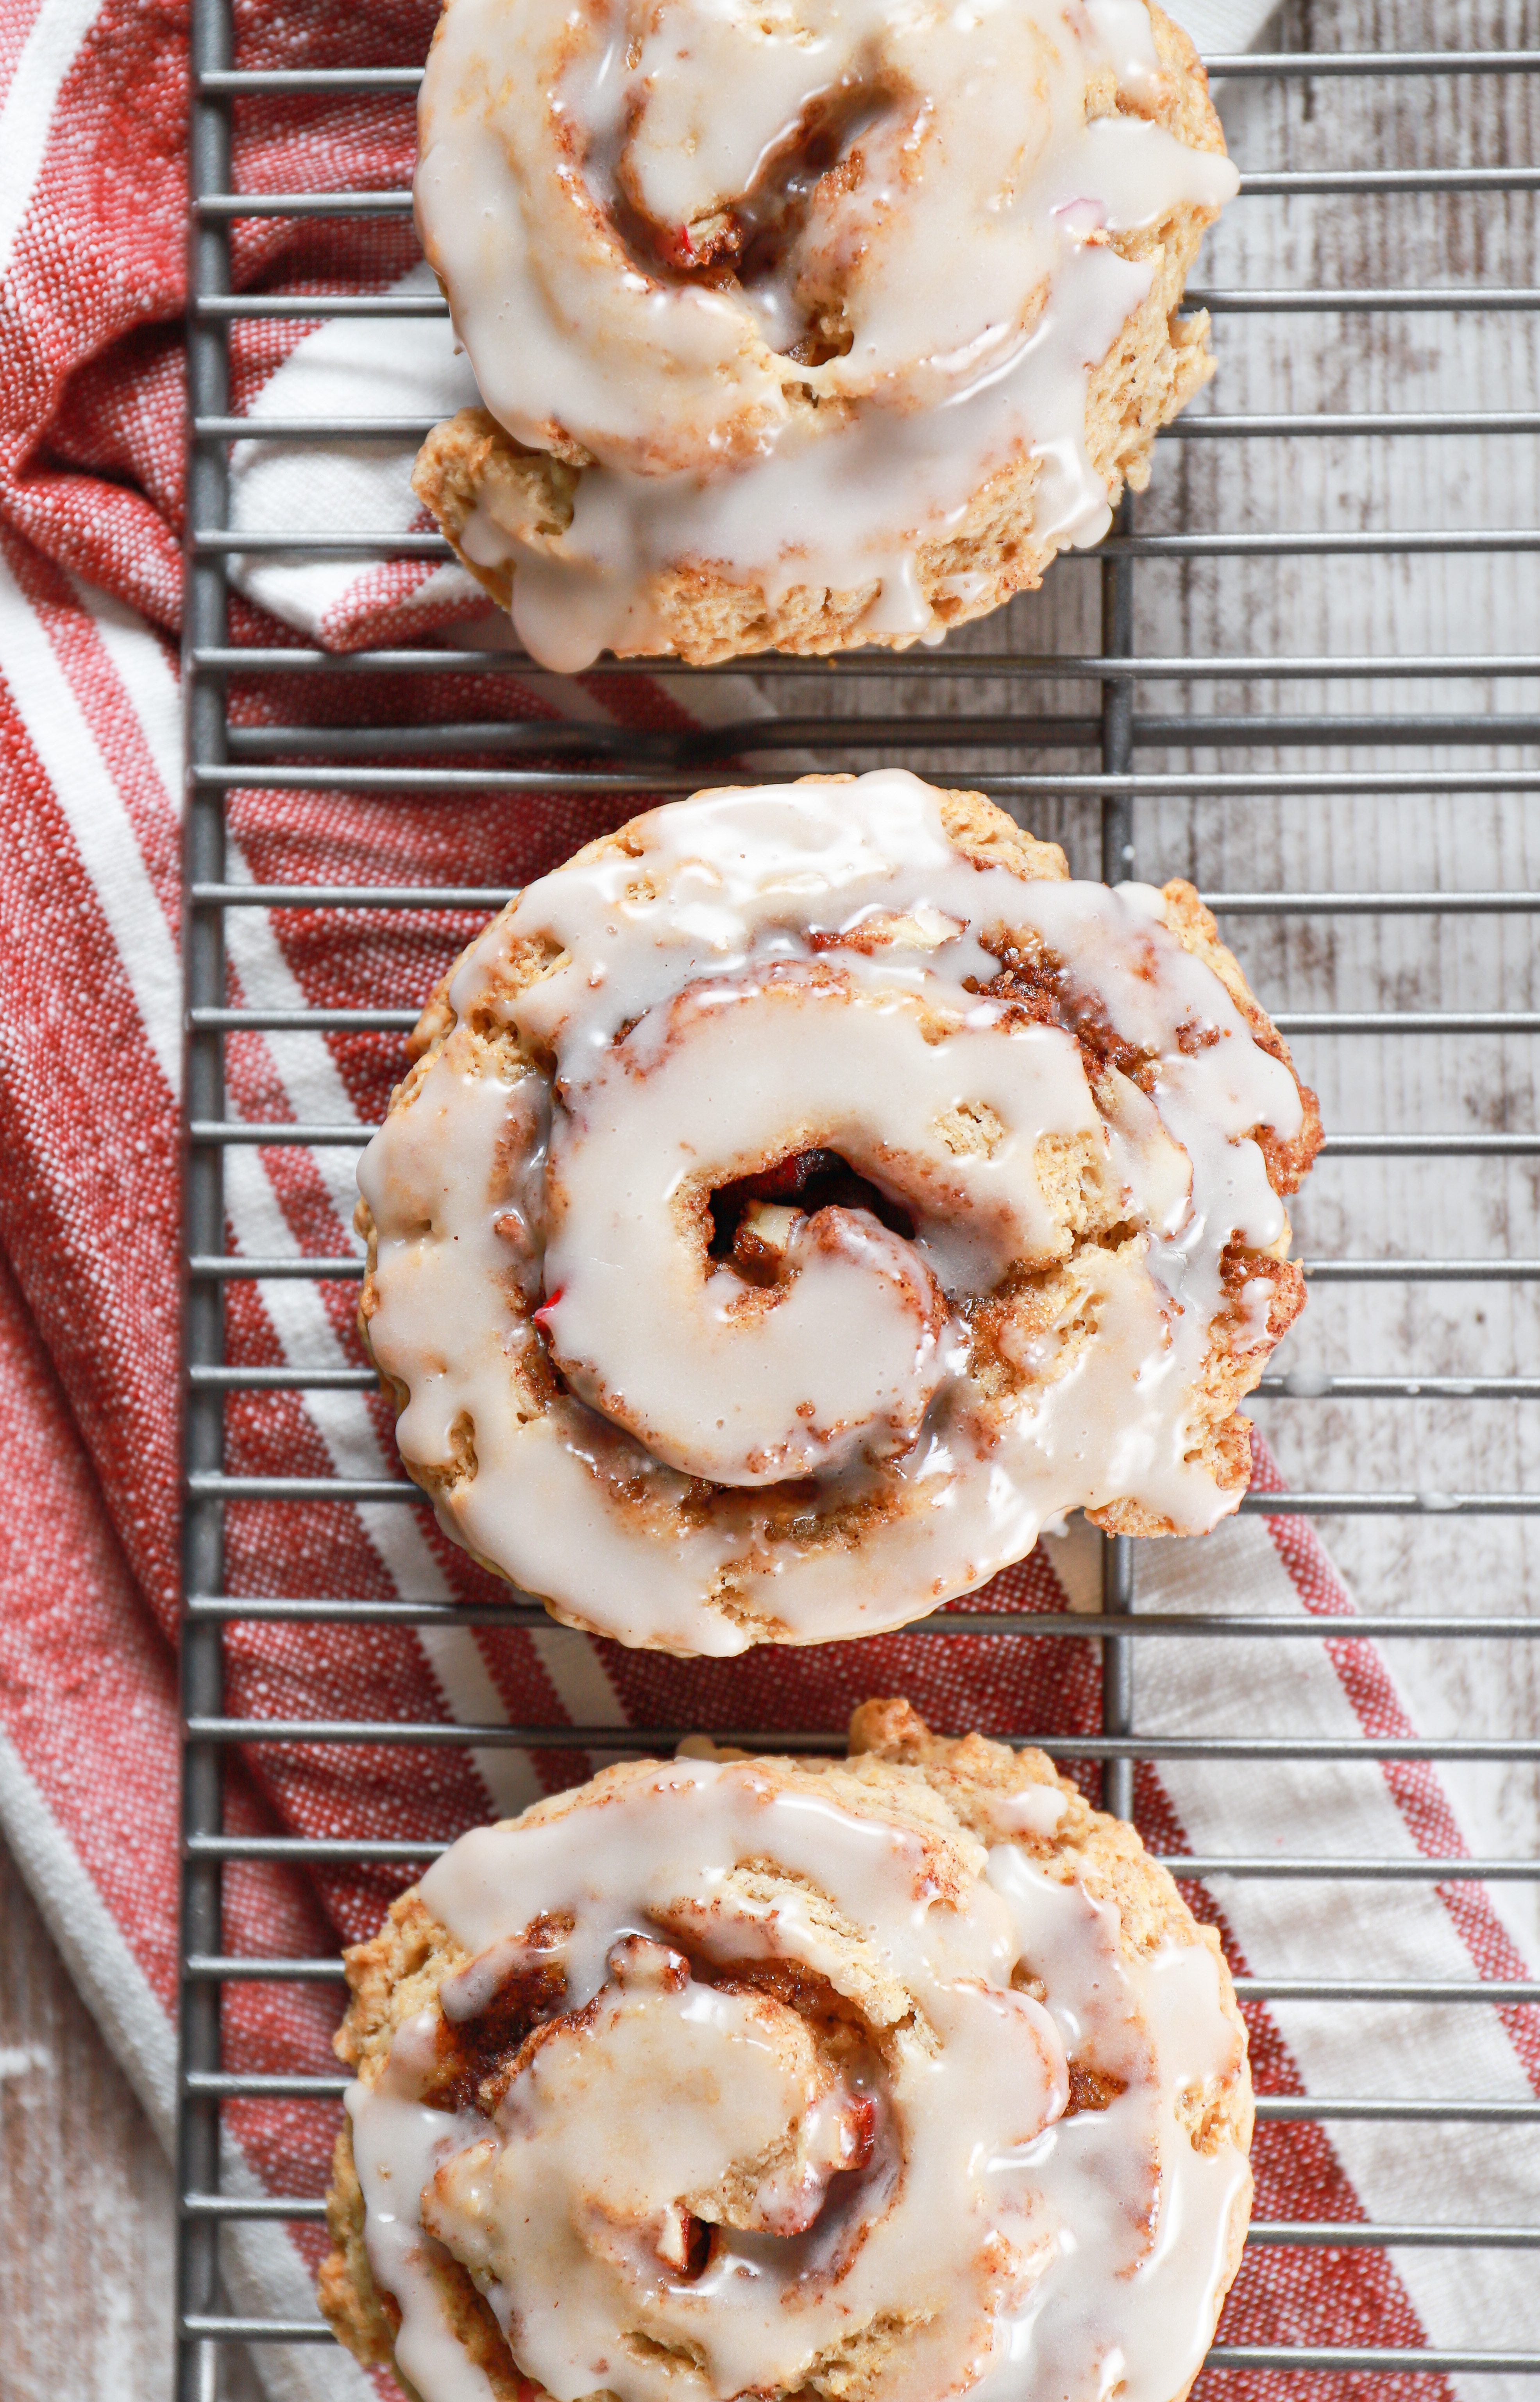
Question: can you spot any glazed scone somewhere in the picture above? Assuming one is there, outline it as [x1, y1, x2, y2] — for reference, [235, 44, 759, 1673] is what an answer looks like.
[321, 1699, 1253, 2402]
[411, 0, 1238, 668]
[354, 771, 1320, 1656]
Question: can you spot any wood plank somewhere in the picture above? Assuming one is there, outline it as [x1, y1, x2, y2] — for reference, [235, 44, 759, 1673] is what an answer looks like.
[0, 1831, 264, 2402]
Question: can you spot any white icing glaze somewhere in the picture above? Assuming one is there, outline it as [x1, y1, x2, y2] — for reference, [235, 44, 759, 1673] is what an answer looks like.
[979, 1850, 1251, 2402]
[991, 1782, 1069, 1837]
[343, 1760, 1250, 2402]
[542, 974, 1096, 1482]
[347, 2013, 497, 2402]
[359, 774, 1304, 1654]
[415, 0, 1238, 668]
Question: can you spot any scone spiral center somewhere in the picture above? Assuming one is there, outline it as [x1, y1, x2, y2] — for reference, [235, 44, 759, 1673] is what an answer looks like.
[540, 966, 1108, 1485]
[425, 1934, 899, 2317]
[585, 0, 1073, 402]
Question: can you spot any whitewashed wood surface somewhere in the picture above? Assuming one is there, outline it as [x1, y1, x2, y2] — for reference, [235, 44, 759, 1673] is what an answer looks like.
[0, 1831, 266, 2402]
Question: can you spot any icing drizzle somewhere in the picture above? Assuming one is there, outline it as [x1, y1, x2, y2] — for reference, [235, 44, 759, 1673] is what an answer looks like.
[358, 772, 1305, 1655]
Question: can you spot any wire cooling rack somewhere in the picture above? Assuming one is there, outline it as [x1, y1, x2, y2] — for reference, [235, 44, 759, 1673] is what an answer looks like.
[179, 3, 1540, 2395]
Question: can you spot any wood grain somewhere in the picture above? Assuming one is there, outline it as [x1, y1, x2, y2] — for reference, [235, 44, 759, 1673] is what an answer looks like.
[0, 1831, 264, 2402]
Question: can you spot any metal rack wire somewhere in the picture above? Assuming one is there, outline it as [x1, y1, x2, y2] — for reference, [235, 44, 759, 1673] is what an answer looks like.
[179, 5, 1540, 2395]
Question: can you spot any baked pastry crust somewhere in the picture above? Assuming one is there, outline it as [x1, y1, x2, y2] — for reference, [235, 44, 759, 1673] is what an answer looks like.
[411, 3, 1231, 666]
[321, 1699, 1253, 2401]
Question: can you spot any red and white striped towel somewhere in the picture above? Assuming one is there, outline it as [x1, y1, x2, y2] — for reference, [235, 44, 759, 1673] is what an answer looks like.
[0, 0, 1536, 2397]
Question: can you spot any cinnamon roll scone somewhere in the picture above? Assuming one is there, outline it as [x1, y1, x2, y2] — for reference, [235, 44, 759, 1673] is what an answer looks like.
[320, 1700, 1254, 2402]
[411, 0, 1238, 668]
[355, 771, 1320, 1656]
